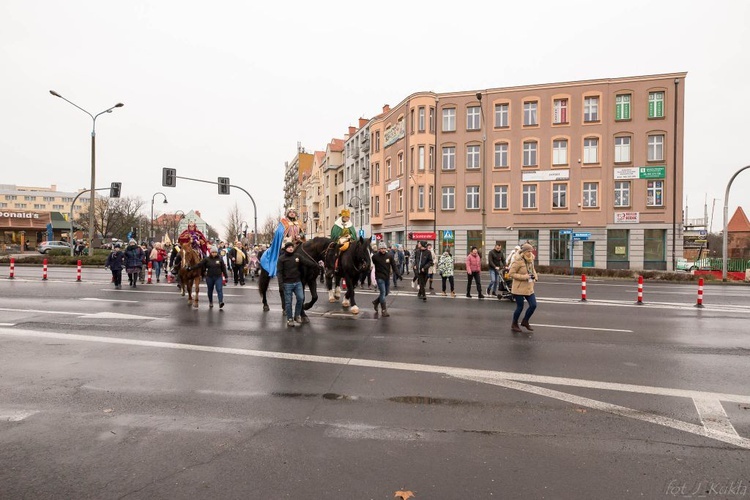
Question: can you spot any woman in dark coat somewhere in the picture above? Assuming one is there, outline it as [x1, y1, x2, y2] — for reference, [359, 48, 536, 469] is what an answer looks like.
[123, 239, 144, 288]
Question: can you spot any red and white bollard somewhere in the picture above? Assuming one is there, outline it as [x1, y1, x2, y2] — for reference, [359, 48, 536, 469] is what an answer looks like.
[636, 275, 643, 305]
[42, 258, 48, 281]
[342, 278, 347, 291]
[581, 274, 587, 302]
[8, 258, 15, 279]
[76, 260, 82, 282]
[695, 278, 705, 308]
[147, 261, 153, 284]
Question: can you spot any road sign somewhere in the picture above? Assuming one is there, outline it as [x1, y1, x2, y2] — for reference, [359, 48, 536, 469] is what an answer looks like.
[358, 229, 365, 238]
[442, 230, 454, 241]
[573, 232, 591, 241]
[560, 229, 572, 235]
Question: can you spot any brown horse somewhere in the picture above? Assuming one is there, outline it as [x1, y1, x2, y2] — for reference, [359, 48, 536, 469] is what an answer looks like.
[179, 243, 202, 308]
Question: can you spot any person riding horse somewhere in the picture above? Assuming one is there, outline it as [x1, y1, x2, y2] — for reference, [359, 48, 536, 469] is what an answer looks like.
[329, 208, 357, 271]
[259, 206, 304, 278]
[177, 221, 209, 258]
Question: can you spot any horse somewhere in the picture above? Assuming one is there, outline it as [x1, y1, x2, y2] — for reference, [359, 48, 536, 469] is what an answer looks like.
[325, 237, 372, 315]
[178, 243, 203, 308]
[258, 237, 333, 317]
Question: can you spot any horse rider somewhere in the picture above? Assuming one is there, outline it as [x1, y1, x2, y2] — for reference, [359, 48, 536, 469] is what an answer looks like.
[329, 208, 358, 271]
[177, 221, 209, 258]
[259, 206, 304, 279]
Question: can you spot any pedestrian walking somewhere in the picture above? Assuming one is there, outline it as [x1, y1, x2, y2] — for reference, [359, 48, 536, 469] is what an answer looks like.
[277, 241, 305, 327]
[199, 246, 228, 309]
[138, 243, 149, 283]
[105, 242, 125, 289]
[437, 249, 455, 297]
[465, 246, 485, 299]
[508, 243, 538, 332]
[229, 241, 247, 285]
[487, 242, 506, 297]
[149, 242, 167, 283]
[403, 247, 410, 275]
[371, 242, 401, 317]
[391, 245, 401, 288]
[412, 241, 433, 301]
[427, 243, 437, 293]
[124, 239, 144, 288]
[506, 245, 521, 266]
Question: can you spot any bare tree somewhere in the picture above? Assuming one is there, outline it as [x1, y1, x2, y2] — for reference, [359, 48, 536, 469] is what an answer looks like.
[224, 203, 246, 243]
[76, 196, 146, 243]
[259, 211, 282, 245]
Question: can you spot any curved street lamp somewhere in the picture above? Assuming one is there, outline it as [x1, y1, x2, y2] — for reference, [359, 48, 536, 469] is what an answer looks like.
[150, 192, 168, 240]
[349, 195, 364, 232]
[173, 210, 185, 242]
[722, 165, 750, 281]
[50, 90, 123, 248]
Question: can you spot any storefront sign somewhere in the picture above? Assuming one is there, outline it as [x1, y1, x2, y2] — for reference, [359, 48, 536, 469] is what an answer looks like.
[387, 179, 400, 192]
[522, 169, 570, 182]
[614, 211, 640, 223]
[0, 210, 49, 229]
[409, 232, 436, 240]
[614, 166, 666, 180]
[384, 121, 405, 148]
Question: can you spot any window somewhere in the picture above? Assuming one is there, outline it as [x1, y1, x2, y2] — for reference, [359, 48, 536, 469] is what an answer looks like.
[410, 109, 415, 132]
[550, 230, 571, 262]
[648, 134, 664, 161]
[494, 185, 508, 210]
[494, 143, 508, 168]
[522, 185, 537, 209]
[418, 146, 425, 170]
[552, 183, 567, 208]
[466, 186, 480, 209]
[647, 180, 664, 206]
[553, 99, 568, 124]
[615, 94, 631, 120]
[398, 189, 403, 212]
[398, 153, 403, 175]
[15, 203, 27, 209]
[442, 187, 455, 210]
[584, 96, 599, 122]
[614, 136, 631, 163]
[583, 182, 599, 208]
[467, 106, 481, 130]
[34, 204, 45, 209]
[442, 108, 456, 132]
[429, 107, 435, 133]
[418, 186, 425, 210]
[24, 195, 36, 201]
[583, 138, 598, 164]
[428, 186, 434, 210]
[43, 196, 55, 202]
[466, 145, 480, 169]
[375, 196, 380, 216]
[0, 203, 6, 208]
[5, 195, 17, 200]
[523, 101, 538, 126]
[523, 141, 538, 167]
[386, 159, 392, 179]
[386, 193, 392, 214]
[607, 229, 629, 264]
[418, 106, 426, 132]
[442, 146, 456, 170]
[467, 230, 483, 255]
[552, 139, 568, 165]
[644, 229, 666, 262]
[614, 181, 630, 207]
[53, 204, 64, 210]
[375, 131, 381, 151]
[494, 103, 509, 127]
[429, 146, 434, 171]
[648, 92, 665, 118]
[375, 163, 380, 184]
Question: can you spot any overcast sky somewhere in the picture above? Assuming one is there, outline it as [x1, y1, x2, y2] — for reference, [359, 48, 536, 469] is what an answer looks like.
[1, 0, 749, 236]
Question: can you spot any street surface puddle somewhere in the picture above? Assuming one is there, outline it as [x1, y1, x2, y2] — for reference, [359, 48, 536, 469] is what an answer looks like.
[271, 392, 358, 401]
[388, 396, 481, 406]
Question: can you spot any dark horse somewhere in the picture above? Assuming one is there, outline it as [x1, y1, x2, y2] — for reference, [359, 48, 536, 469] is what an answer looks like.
[325, 237, 372, 315]
[258, 237, 332, 316]
[178, 243, 203, 308]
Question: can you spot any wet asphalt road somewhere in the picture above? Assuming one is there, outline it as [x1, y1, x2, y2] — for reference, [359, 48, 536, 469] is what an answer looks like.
[1, 267, 749, 499]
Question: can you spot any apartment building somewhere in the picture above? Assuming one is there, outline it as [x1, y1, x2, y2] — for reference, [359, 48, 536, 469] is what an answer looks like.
[0, 184, 92, 215]
[343, 118, 372, 237]
[369, 73, 686, 270]
[321, 139, 345, 237]
[282, 144, 313, 212]
[303, 151, 325, 238]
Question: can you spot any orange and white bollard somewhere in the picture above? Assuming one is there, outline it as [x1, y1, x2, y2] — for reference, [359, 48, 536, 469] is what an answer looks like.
[342, 278, 347, 291]
[581, 274, 587, 302]
[42, 258, 48, 281]
[636, 275, 643, 305]
[147, 261, 153, 284]
[76, 260, 82, 282]
[695, 278, 705, 308]
[9, 258, 15, 279]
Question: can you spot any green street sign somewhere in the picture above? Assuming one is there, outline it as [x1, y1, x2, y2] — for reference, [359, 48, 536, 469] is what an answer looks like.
[638, 166, 665, 179]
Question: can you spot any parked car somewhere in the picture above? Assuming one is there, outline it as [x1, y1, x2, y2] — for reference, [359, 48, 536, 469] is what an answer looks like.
[37, 241, 72, 254]
[676, 258, 690, 271]
[100, 239, 124, 250]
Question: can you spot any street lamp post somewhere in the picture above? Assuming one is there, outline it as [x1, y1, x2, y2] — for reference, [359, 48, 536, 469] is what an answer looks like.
[722, 165, 750, 281]
[50, 91, 123, 249]
[476, 92, 487, 258]
[173, 210, 185, 242]
[150, 192, 168, 241]
[348, 196, 364, 233]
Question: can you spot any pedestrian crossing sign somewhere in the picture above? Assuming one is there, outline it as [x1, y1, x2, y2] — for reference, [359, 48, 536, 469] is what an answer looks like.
[442, 230, 454, 241]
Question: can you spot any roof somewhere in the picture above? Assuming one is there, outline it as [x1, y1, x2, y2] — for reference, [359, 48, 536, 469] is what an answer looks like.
[727, 207, 750, 232]
[328, 138, 345, 152]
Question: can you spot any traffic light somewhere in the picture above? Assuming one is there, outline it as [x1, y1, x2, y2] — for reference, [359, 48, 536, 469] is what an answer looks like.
[109, 182, 121, 198]
[218, 177, 230, 195]
[162, 167, 177, 187]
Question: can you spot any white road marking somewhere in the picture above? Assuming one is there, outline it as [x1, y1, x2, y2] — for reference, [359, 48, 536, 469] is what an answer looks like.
[2, 327, 749, 448]
[528, 323, 632, 333]
[0, 323, 15, 326]
[81, 298, 139, 303]
[0, 410, 38, 422]
[82, 312, 160, 320]
[102, 289, 243, 297]
[457, 375, 750, 450]
[541, 297, 750, 313]
[0, 307, 80, 316]
[693, 398, 740, 438]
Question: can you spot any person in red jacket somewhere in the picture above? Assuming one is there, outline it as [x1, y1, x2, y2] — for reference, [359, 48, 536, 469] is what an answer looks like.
[465, 246, 485, 299]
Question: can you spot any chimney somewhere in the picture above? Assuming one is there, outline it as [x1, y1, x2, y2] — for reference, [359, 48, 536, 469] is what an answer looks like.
[358, 117, 368, 128]
[195, 210, 201, 218]
[382, 104, 390, 114]
[50, 184, 57, 191]
[348, 126, 356, 136]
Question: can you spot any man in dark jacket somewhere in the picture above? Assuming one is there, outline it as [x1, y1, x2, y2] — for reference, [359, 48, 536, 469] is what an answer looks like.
[371, 242, 401, 317]
[412, 241, 433, 301]
[487, 242, 506, 297]
[199, 246, 228, 309]
[105, 243, 125, 289]
[277, 241, 305, 327]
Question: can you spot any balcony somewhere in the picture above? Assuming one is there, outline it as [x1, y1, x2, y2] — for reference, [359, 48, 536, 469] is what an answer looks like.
[312, 211, 320, 220]
[362, 166, 369, 179]
[361, 139, 370, 153]
[351, 147, 360, 159]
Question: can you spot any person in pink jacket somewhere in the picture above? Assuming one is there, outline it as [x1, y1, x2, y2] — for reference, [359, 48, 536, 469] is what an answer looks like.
[465, 246, 485, 299]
